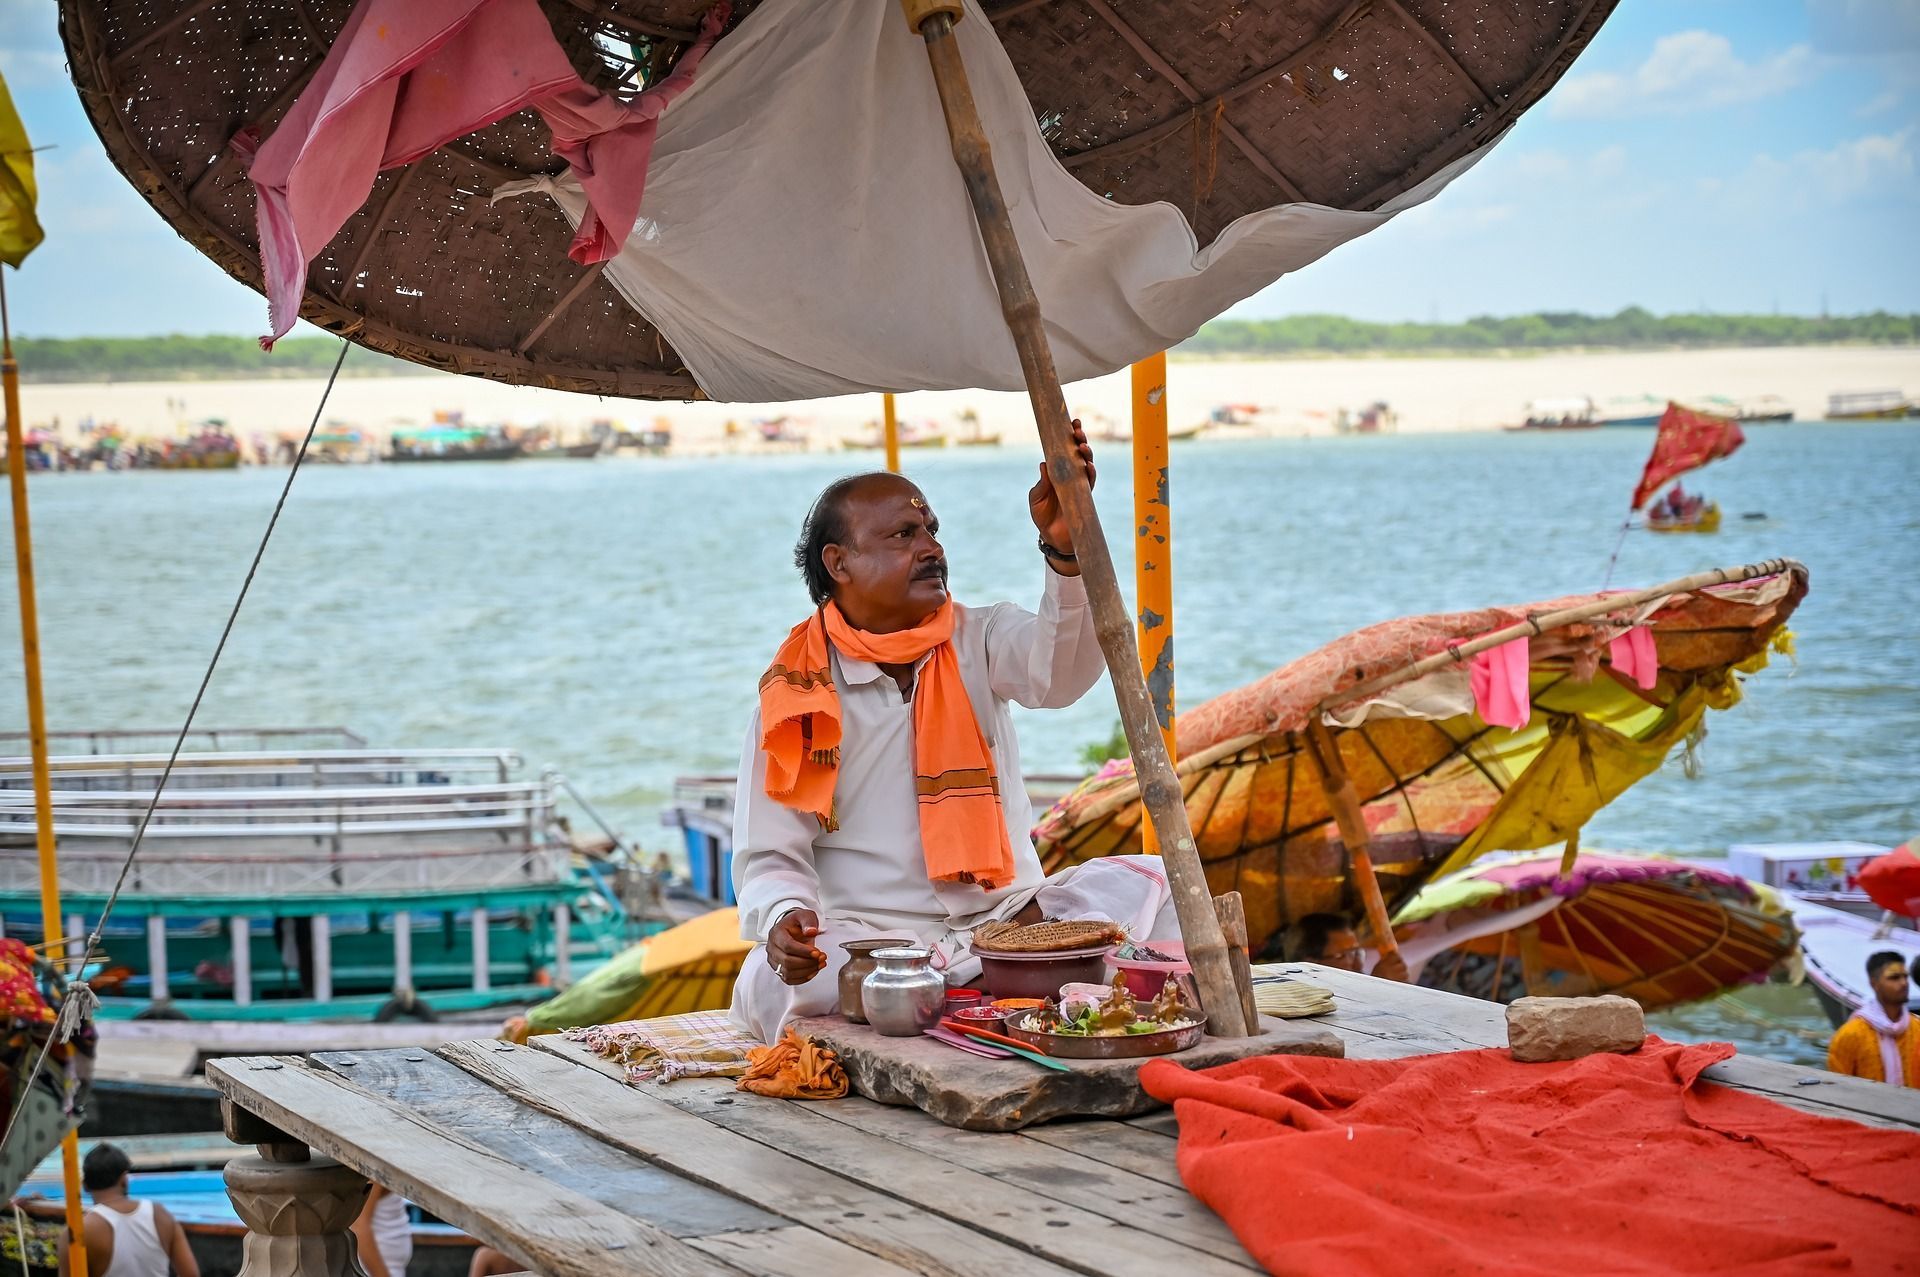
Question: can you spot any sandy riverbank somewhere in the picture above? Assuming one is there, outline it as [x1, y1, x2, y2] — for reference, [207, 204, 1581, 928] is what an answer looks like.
[17, 345, 1919, 450]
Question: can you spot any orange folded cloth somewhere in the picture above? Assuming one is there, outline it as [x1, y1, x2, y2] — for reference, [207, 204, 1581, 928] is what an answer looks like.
[758, 600, 1014, 888]
[737, 1028, 848, 1100]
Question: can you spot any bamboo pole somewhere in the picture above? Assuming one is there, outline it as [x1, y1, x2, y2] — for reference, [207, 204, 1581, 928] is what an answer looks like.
[905, 4, 1247, 1034]
[1304, 717, 1401, 965]
[1318, 558, 1801, 716]
[882, 393, 901, 474]
[2, 271, 91, 1277]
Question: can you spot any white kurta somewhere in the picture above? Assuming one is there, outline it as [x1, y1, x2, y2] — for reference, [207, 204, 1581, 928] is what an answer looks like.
[728, 569, 1178, 1040]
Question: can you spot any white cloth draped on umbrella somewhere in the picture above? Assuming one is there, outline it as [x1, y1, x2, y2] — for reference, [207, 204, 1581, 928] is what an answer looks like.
[494, 0, 1494, 402]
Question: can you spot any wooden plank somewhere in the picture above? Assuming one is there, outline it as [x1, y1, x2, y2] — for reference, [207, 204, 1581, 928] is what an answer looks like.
[308, 1050, 777, 1237]
[1701, 1053, 1920, 1131]
[799, 1096, 1256, 1267]
[206, 1055, 747, 1277]
[445, 1039, 1081, 1277]
[539, 1042, 1259, 1277]
[1021, 1121, 1184, 1189]
[689, 1227, 916, 1277]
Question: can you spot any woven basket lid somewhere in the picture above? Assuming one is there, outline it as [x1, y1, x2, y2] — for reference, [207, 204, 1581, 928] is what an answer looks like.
[59, 0, 1616, 400]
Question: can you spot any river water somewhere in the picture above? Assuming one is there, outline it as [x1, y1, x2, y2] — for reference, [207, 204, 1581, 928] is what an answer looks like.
[5, 422, 1916, 1064]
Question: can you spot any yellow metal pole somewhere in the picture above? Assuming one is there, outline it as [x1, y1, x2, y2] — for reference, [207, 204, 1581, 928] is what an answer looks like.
[882, 393, 901, 473]
[1130, 352, 1173, 760]
[1131, 353, 1172, 858]
[2, 272, 89, 1277]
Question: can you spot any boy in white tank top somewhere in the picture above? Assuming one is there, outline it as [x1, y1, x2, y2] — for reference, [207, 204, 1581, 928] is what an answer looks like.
[62, 1144, 199, 1277]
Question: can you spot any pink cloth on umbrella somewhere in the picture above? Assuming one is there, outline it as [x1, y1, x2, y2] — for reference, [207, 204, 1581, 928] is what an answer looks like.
[1468, 637, 1530, 729]
[1607, 625, 1658, 690]
[235, 0, 727, 349]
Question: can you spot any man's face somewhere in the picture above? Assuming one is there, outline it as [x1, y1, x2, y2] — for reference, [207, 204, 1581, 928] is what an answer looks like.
[822, 476, 948, 632]
[1872, 961, 1910, 1009]
[1319, 927, 1364, 972]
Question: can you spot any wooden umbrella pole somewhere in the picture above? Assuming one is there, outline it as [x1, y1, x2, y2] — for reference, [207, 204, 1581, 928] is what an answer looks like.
[1304, 717, 1401, 963]
[906, 3, 1248, 1035]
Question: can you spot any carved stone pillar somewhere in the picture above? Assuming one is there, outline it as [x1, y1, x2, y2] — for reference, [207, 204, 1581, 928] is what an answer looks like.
[223, 1152, 371, 1277]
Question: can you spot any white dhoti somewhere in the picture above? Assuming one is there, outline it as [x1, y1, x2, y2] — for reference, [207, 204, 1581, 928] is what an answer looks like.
[728, 855, 1178, 1043]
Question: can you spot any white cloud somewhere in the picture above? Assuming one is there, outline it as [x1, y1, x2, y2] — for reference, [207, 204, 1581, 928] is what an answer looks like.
[1552, 31, 1816, 119]
[1857, 89, 1902, 118]
[1706, 129, 1917, 211]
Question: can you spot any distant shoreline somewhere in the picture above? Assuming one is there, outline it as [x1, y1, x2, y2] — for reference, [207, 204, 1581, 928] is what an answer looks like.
[15, 340, 1920, 383]
[15, 345, 1920, 444]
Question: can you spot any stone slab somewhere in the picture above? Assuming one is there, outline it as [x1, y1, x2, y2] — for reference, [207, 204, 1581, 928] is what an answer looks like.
[796, 1013, 1343, 1132]
[1506, 994, 1646, 1063]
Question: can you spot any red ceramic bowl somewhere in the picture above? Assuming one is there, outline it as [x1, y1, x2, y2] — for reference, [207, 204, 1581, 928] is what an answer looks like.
[973, 943, 1115, 1000]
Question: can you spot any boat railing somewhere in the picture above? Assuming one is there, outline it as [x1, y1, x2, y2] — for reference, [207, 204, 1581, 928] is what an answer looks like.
[0, 748, 525, 791]
[0, 727, 368, 755]
[0, 839, 571, 898]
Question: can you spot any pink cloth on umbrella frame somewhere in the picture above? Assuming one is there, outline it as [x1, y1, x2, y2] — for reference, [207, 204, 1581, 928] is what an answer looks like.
[1468, 637, 1531, 730]
[235, 0, 726, 348]
[1608, 625, 1658, 690]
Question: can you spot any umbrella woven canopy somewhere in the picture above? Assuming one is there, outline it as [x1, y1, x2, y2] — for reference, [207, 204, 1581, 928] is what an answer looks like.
[1033, 563, 1809, 958]
[60, 0, 1615, 398]
[1394, 851, 1800, 1012]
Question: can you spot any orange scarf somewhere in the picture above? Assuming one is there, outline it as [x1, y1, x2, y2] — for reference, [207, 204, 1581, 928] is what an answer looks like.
[759, 600, 1015, 888]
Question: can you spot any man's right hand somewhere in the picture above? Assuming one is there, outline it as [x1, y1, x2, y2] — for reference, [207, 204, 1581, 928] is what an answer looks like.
[768, 909, 826, 985]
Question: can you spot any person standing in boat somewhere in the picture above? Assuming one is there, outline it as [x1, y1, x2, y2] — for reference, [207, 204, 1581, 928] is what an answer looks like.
[59, 1144, 199, 1277]
[1826, 951, 1918, 1087]
[728, 426, 1182, 1041]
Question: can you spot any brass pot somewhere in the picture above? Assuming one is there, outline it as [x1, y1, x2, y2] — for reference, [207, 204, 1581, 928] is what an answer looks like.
[838, 937, 912, 1023]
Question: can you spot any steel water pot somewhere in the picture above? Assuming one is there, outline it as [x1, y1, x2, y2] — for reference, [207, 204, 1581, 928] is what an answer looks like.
[861, 947, 947, 1037]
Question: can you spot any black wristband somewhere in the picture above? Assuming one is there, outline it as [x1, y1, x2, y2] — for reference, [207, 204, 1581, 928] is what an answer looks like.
[1038, 536, 1077, 562]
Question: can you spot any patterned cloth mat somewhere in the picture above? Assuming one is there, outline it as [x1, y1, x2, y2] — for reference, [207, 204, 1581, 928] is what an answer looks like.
[565, 1010, 761, 1084]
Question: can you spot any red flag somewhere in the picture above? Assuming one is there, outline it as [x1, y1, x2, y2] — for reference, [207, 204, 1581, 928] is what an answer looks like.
[1631, 402, 1746, 510]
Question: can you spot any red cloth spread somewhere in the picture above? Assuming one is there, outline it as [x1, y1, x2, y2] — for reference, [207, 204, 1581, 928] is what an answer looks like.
[1140, 1039, 1920, 1275]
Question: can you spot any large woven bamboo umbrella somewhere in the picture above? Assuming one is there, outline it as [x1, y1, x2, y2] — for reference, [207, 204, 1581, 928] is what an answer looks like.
[60, 0, 1618, 1031]
[1394, 851, 1799, 1011]
[1034, 562, 1808, 958]
[59, 0, 1615, 396]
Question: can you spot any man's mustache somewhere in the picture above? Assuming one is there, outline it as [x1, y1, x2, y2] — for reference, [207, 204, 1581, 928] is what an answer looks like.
[913, 561, 949, 583]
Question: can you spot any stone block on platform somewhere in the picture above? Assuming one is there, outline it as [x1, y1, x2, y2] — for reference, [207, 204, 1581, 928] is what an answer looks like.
[1506, 994, 1645, 1063]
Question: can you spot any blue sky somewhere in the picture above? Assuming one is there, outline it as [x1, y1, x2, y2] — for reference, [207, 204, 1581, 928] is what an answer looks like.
[1, 0, 1916, 335]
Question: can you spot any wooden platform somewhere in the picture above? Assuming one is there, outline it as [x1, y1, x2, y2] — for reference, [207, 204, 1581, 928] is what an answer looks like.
[202, 965, 1920, 1277]
[798, 1011, 1342, 1130]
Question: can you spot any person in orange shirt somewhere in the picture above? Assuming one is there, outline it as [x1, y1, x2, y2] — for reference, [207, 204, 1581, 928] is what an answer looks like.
[1826, 950, 1919, 1086]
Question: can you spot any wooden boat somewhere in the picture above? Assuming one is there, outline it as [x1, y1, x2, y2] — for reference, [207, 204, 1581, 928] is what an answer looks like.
[0, 731, 635, 1027]
[1597, 395, 1666, 427]
[528, 440, 604, 458]
[1725, 842, 1920, 1028]
[389, 426, 524, 461]
[1507, 396, 1600, 431]
[1825, 389, 1911, 420]
[1647, 500, 1721, 533]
